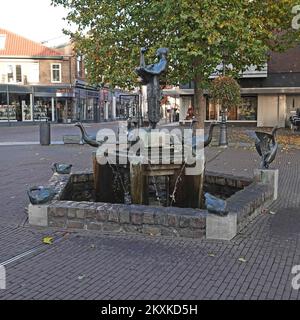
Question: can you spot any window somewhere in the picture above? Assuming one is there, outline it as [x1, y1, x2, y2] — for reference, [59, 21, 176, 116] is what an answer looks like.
[237, 97, 257, 121]
[0, 35, 6, 50]
[206, 96, 257, 121]
[51, 64, 61, 83]
[7, 65, 14, 83]
[4, 64, 23, 83]
[16, 65, 22, 83]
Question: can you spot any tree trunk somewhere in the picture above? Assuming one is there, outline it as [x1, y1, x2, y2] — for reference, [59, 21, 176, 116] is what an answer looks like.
[193, 74, 206, 129]
[188, 73, 206, 208]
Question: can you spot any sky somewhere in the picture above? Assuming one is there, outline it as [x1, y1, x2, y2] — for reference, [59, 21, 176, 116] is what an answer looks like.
[0, 0, 70, 46]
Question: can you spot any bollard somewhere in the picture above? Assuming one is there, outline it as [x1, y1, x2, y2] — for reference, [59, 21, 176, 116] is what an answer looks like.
[40, 119, 51, 146]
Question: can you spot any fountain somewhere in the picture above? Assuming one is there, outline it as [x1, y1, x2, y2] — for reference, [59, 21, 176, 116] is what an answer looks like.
[27, 48, 279, 241]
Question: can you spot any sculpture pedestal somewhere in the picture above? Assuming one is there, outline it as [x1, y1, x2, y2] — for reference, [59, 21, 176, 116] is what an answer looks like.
[254, 169, 279, 200]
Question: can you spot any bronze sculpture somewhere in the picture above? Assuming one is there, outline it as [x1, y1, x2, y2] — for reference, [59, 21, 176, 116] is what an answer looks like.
[52, 163, 72, 175]
[204, 193, 228, 216]
[135, 47, 169, 129]
[255, 126, 279, 169]
[27, 186, 55, 205]
[189, 118, 219, 149]
[75, 122, 108, 148]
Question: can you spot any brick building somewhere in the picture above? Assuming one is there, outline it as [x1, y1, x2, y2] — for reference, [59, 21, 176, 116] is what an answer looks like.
[0, 28, 100, 123]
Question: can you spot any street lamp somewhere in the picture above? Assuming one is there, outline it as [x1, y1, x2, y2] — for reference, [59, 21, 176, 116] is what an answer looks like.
[219, 107, 228, 147]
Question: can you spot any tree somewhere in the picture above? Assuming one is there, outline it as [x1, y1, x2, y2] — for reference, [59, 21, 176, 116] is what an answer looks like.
[52, 0, 300, 127]
[52, 0, 300, 207]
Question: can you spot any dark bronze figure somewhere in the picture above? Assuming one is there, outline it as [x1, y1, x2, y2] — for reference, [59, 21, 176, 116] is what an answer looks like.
[255, 126, 279, 169]
[52, 163, 72, 175]
[75, 122, 108, 148]
[27, 186, 55, 205]
[190, 118, 218, 148]
[135, 47, 169, 129]
[205, 193, 228, 216]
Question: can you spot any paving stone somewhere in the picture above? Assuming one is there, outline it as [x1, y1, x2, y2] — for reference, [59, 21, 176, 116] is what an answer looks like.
[1, 132, 300, 300]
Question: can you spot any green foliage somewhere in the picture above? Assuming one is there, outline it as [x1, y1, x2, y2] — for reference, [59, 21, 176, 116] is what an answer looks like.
[51, 0, 300, 91]
[211, 76, 241, 111]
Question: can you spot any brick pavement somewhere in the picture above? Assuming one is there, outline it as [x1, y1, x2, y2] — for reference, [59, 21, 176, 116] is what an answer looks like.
[0, 127, 300, 299]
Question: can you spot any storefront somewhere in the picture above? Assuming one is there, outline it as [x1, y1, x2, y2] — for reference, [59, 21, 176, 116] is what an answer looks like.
[0, 84, 100, 123]
[75, 88, 99, 122]
[175, 93, 258, 123]
[0, 85, 32, 122]
[206, 96, 258, 122]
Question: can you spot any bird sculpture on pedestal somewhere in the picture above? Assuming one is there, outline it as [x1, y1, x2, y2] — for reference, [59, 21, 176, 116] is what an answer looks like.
[52, 163, 72, 174]
[27, 186, 55, 205]
[204, 193, 228, 216]
[254, 126, 279, 169]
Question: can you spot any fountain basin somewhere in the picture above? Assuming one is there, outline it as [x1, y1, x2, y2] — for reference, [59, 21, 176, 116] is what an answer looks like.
[28, 170, 276, 240]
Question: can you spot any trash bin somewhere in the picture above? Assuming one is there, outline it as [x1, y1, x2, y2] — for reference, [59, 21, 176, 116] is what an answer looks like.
[40, 119, 51, 146]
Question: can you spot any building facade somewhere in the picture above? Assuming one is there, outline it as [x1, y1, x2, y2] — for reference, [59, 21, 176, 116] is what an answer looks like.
[163, 46, 300, 128]
[0, 28, 100, 124]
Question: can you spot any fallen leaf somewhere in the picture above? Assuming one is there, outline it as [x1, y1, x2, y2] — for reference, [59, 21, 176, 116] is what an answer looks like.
[43, 236, 53, 245]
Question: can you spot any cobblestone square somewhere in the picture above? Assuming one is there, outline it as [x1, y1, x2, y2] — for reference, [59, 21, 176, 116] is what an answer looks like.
[0, 124, 300, 300]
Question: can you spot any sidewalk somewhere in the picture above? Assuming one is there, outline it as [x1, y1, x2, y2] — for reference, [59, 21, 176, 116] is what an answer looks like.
[0, 122, 119, 144]
[1, 122, 300, 149]
[0, 144, 300, 299]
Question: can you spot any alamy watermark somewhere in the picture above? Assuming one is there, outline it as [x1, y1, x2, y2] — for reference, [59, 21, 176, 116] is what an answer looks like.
[95, 127, 205, 176]
[292, 5, 300, 30]
[0, 264, 6, 290]
[292, 265, 300, 290]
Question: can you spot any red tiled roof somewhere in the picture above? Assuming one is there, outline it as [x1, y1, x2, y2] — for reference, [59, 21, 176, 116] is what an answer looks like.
[0, 28, 64, 57]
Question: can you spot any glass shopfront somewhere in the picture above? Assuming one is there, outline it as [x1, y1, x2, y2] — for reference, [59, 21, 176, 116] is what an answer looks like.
[75, 89, 99, 122]
[33, 98, 52, 121]
[0, 85, 100, 123]
[206, 96, 258, 121]
[0, 92, 8, 121]
[0, 92, 32, 121]
[8, 93, 31, 121]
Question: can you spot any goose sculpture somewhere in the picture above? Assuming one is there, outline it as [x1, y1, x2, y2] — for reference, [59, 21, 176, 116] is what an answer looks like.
[27, 186, 55, 205]
[204, 193, 228, 216]
[255, 126, 279, 169]
[75, 122, 108, 148]
[52, 163, 72, 175]
[188, 118, 218, 149]
[204, 122, 219, 147]
[246, 126, 279, 169]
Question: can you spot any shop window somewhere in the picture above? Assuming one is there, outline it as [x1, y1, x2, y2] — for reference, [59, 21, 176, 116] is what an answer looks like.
[238, 97, 257, 121]
[51, 64, 61, 83]
[206, 98, 218, 120]
[206, 96, 257, 121]
[34, 99, 52, 121]
[0, 92, 8, 121]
[86, 98, 94, 120]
